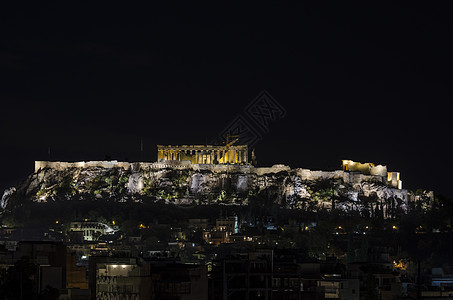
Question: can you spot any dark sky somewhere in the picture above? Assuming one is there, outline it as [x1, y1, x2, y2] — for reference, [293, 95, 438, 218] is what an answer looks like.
[1, 2, 452, 197]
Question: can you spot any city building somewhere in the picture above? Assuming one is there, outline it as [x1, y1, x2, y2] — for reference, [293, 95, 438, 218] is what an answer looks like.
[215, 216, 239, 234]
[203, 216, 239, 245]
[89, 256, 146, 300]
[317, 278, 359, 299]
[148, 262, 208, 300]
[89, 256, 208, 300]
[210, 250, 274, 299]
[70, 221, 116, 241]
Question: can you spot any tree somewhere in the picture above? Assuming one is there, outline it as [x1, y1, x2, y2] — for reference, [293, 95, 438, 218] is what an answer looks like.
[38, 285, 60, 300]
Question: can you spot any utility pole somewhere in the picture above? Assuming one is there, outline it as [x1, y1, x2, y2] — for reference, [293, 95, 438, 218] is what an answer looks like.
[20, 269, 23, 300]
[417, 259, 421, 300]
[140, 138, 143, 161]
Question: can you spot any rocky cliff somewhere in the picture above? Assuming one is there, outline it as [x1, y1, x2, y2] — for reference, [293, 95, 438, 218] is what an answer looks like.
[1, 161, 408, 217]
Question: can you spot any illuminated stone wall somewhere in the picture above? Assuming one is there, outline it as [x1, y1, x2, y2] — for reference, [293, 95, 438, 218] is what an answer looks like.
[34, 161, 132, 173]
[342, 160, 402, 189]
[35, 160, 394, 188]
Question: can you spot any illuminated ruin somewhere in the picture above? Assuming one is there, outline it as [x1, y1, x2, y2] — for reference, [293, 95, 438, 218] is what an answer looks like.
[157, 135, 248, 165]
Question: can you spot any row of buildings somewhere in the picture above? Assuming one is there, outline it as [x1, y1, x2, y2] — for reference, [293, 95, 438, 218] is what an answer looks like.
[2, 239, 452, 300]
[1, 214, 452, 299]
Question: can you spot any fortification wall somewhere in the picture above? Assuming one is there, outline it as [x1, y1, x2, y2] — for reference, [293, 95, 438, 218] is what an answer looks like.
[34, 161, 132, 172]
[253, 164, 291, 176]
[142, 161, 288, 175]
[346, 172, 386, 184]
[35, 160, 290, 175]
[131, 161, 192, 171]
[193, 164, 254, 173]
[343, 160, 388, 176]
[296, 169, 345, 181]
[295, 168, 386, 185]
[370, 165, 387, 176]
[34, 161, 387, 185]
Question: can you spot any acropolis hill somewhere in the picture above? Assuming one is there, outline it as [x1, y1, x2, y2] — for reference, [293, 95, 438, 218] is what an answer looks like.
[1, 143, 415, 218]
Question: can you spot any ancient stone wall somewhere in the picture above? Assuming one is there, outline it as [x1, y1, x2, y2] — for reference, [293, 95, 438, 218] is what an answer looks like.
[34, 161, 132, 172]
[34, 160, 389, 187]
[370, 165, 387, 176]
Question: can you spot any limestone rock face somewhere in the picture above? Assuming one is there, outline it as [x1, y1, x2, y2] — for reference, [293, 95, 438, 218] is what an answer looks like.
[1, 187, 16, 209]
[2, 162, 409, 217]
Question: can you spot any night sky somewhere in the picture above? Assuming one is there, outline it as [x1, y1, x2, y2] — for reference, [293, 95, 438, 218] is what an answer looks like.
[1, 3, 451, 197]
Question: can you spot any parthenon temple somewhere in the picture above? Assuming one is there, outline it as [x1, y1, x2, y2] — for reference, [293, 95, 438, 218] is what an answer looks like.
[157, 144, 249, 164]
